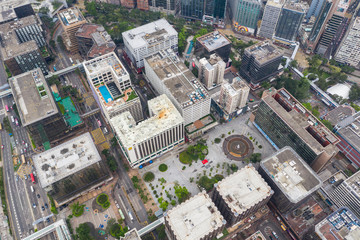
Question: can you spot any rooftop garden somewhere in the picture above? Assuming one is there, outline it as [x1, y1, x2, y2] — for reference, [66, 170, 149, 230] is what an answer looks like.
[126, 90, 138, 102]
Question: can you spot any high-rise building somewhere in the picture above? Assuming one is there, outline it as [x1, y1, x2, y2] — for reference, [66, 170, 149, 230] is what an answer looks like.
[219, 77, 249, 115]
[33, 133, 111, 205]
[274, 2, 306, 43]
[58, 7, 87, 54]
[212, 165, 273, 226]
[305, 0, 325, 21]
[149, 0, 180, 15]
[259, 147, 322, 213]
[315, 207, 360, 240]
[239, 40, 283, 88]
[335, 17, 360, 67]
[0, 15, 48, 75]
[315, 0, 351, 57]
[328, 171, 360, 217]
[180, 0, 205, 20]
[252, 88, 340, 172]
[83, 52, 143, 122]
[111, 94, 184, 168]
[137, 0, 149, 10]
[122, 19, 178, 72]
[229, 0, 262, 33]
[258, 0, 285, 39]
[144, 49, 211, 125]
[0, 0, 35, 24]
[334, 112, 360, 168]
[75, 23, 116, 60]
[165, 191, 226, 240]
[195, 31, 232, 62]
[9, 69, 69, 146]
[199, 54, 226, 89]
[120, 0, 136, 8]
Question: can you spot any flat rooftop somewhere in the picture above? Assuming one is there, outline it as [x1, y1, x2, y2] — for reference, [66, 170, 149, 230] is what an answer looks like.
[58, 7, 85, 26]
[120, 229, 141, 240]
[95, 85, 138, 112]
[324, 105, 355, 126]
[76, 23, 116, 59]
[214, 165, 273, 215]
[343, 171, 360, 198]
[0, 0, 30, 23]
[165, 191, 225, 240]
[261, 147, 322, 203]
[33, 132, 102, 188]
[122, 18, 177, 49]
[337, 112, 360, 152]
[0, 15, 40, 60]
[283, 1, 306, 12]
[9, 68, 58, 126]
[197, 31, 231, 52]
[244, 40, 284, 65]
[145, 49, 210, 108]
[266, 0, 285, 8]
[261, 88, 340, 155]
[223, 77, 249, 97]
[110, 94, 183, 148]
[83, 52, 129, 80]
[315, 207, 360, 240]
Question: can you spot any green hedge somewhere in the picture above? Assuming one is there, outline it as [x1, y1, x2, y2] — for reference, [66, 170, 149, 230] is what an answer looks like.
[143, 172, 155, 182]
[159, 164, 168, 172]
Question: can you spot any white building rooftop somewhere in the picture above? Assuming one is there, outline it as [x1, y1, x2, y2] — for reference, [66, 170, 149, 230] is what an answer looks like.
[9, 68, 59, 126]
[58, 7, 85, 26]
[110, 94, 184, 147]
[326, 83, 351, 100]
[122, 18, 177, 49]
[165, 191, 226, 240]
[261, 147, 322, 203]
[215, 165, 273, 215]
[33, 133, 102, 188]
[197, 31, 231, 52]
[83, 52, 129, 81]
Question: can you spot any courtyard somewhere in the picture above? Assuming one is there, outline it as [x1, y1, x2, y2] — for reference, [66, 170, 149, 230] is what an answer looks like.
[138, 112, 276, 212]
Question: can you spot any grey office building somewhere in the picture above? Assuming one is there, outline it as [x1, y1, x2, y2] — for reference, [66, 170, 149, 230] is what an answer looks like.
[274, 2, 305, 43]
[181, 0, 205, 19]
[259, 0, 284, 39]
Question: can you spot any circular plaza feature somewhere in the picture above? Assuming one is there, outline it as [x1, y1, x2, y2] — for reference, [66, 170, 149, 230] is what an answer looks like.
[222, 135, 254, 161]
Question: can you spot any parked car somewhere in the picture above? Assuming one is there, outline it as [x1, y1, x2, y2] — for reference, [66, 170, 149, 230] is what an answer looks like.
[37, 194, 40, 198]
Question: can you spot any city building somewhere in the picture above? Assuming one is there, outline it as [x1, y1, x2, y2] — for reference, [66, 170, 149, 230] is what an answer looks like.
[323, 104, 355, 126]
[305, 0, 325, 21]
[149, 0, 181, 15]
[22, 219, 71, 240]
[0, 0, 35, 23]
[252, 88, 340, 172]
[335, 17, 360, 67]
[315, 0, 351, 57]
[111, 94, 184, 168]
[274, 2, 306, 44]
[219, 77, 249, 116]
[9, 68, 68, 146]
[328, 171, 360, 217]
[198, 54, 226, 89]
[165, 191, 226, 240]
[122, 18, 178, 71]
[121, 229, 141, 240]
[259, 147, 322, 213]
[83, 52, 143, 122]
[137, 0, 149, 10]
[258, 0, 285, 39]
[58, 7, 87, 53]
[315, 207, 360, 240]
[0, 15, 47, 75]
[239, 40, 283, 88]
[144, 49, 211, 125]
[229, 0, 262, 34]
[212, 165, 273, 226]
[75, 23, 116, 60]
[180, 0, 205, 20]
[120, 0, 136, 8]
[334, 112, 360, 168]
[32, 132, 111, 205]
[195, 31, 232, 62]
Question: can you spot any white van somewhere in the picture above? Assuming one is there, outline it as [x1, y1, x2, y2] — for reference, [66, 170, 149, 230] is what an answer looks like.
[11, 116, 14, 123]
[128, 211, 134, 221]
[30, 186, 34, 192]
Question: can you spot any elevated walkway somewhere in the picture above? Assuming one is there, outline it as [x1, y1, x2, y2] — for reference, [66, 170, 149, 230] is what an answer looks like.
[138, 217, 164, 236]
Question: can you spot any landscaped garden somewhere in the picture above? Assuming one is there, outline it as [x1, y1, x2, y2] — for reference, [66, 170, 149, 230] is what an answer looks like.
[179, 139, 208, 165]
[96, 193, 111, 210]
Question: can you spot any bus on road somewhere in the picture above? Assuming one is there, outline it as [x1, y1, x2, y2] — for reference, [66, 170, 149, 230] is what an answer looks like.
[21, 155, 26, 164]
[5, 105, 9, 112]
[30, 173, 36, 183]
[119, 209, 125, 219]
[97, 119, 101, 128]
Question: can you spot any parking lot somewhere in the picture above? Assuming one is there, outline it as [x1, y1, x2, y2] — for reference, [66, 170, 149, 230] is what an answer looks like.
[139, 112, 276, 211]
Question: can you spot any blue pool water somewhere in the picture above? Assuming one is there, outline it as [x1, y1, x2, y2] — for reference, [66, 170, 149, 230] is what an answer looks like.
[99, 85, 113, 103]
[187, 41, 194, 54]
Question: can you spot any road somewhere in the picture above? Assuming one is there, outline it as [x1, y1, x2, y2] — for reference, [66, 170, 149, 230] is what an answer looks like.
[0, 96, 54, 239]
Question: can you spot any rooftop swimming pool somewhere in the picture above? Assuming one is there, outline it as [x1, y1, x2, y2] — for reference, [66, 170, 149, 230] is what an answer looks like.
[99, 85, 113, 103]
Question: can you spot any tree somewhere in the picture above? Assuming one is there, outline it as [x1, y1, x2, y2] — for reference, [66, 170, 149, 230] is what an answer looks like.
[174, 185, 190, 203]
[71, 202, 85, 217]
[106, 218, 128, 238]
[101, 149, 109, 157]
[47, 75, 60, 86]
[261, 81, 271, 89]
[349, 85, 360, 101]
[290, 60, 298, 68]
[111, 137, 118, 147]
[321, 119, 333, 130]
[39, 7, 49, 15]
[76, 223, 94, 240]
[249, 153, 261, 163]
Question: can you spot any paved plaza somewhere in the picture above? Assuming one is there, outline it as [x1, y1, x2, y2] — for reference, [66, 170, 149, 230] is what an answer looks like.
[139, 112, 276, 211]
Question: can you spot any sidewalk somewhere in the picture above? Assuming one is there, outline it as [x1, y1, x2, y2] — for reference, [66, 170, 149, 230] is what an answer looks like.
[0, 197, 13, 240]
